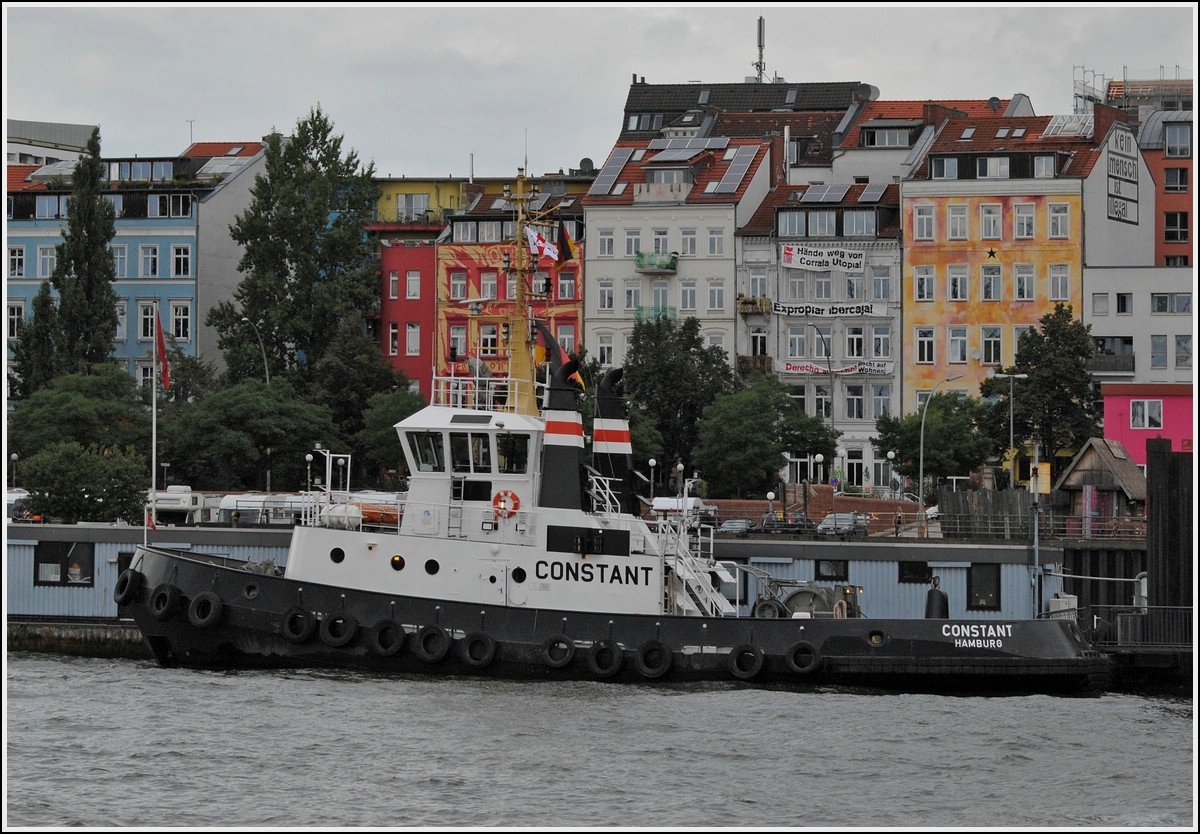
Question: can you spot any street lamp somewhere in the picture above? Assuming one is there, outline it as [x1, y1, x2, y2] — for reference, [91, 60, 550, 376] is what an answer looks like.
[766, 491, 775, 522]
[10, 452, 17, 488]
[648, 458, 656, 501]
[305, 453, 313, 492]
[886, 450, 896, 498]
[813, 453, 824, 485]
[241, 317, 270, 384]
[337, 457, 346, 492]
[991, 371, 1029, 486]
[160, 462, 170, 491]
[918, 374, 963, 537]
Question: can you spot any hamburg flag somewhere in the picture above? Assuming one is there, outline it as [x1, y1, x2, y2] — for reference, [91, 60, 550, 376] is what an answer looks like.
[556, 221, 577, 263]
[155, 310, 171, 391]
[525, 226, 559, 262]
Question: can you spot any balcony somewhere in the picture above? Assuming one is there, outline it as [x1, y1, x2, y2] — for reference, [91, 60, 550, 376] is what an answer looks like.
[736, 355, 773, 374]
[634, 306, 677, 323]
[1086, 354, 1135, 374]
[634, 252, 678, 274]
[737, 296, 771, 315]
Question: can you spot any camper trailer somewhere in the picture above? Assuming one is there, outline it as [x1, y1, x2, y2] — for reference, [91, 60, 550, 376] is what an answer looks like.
[148, 485, 223, 526]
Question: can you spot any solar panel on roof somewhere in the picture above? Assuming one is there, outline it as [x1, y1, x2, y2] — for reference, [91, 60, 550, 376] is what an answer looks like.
[821, 183, 851, 202]
[858, 183, 887, 203]
[647, 139, 671, 150]
[800, 184, 830, 202]
[646, 148, 705, 163]
[713, 146, 757, 193]
[588, 147, 635, 195]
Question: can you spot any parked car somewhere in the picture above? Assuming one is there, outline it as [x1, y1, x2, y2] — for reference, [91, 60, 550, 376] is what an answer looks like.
[752, 514, 817, 535]
[816, 512, 869, 538]
[716, 518, 754, 535]
[925, 505, 941, 520]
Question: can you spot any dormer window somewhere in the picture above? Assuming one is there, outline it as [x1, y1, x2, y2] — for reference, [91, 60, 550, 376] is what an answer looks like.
[959, 127, 976, 140]
[977, 157, 1010, 179]
[862, 128, 912, 147]
[931, 158, 958, 179]
[1034, 155, 1056, 178]
[647, 168, 689, 185]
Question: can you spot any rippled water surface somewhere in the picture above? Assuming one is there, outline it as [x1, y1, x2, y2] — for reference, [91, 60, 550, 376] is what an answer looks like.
[5, 654, 1194, 828]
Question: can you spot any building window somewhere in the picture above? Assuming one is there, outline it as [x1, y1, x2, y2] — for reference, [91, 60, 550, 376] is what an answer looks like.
[976, 157, 1010, 179]
[815, 384, 831, 419]
[388, 323, 399, 356]
[651, 282, 669, 310]
[1164, 168, 1188, 192]
[748, 266, 768, 298]
[33, 541, 96, 588]
[1014, 204, 1035, 239]
[844, 210, 875, 236]
[845, 384, 865, 419]
[778, 211, 805, 236]
[1150, 334, 1167, 368]
[140, 245, 158, 278]
[949, 265, 969, 300]
[114, 301, 126, 341]
[787, 325, 807, 358]
[1092, 293, 1109, 316]
[1164, 123, 1191, 158]
[1014, 265, 1034, 301]
[598, 333, 613, 366]
[558, 272, 576, 301]
[598, 280, 614, 310]
[477, 221, 502, 243]
[981, 264, 1001, 301]
[707, 229, 724, 256]
[845, 326, 864, 358]
[479, 325, 498, 357]
[815, 559, 848, 581]
[982, 326, 1002, 365]
[480, 271, 497, 300]
[872, 383, 891, 418]
[680, 228, 697, 256]
[652, 229, 668, 254]
[1033, 155, 1056, 178]
[1152, 292, 1191, 313]
[403, 323, 417, 357]
[707, 282, 724, 311]
[916, 327, 934, 363]
[967, 563, 1001, 610]
[871, 265, 891, 300]
[624, 284, 640, 310]
[624, 230, 640, 256]
[9, 247, 24, 279]
[808, 211, 836, 237]
[914, 266, 934, 301]
[948, 326, 968, 363]
[871, 325, 891, 359]
[948, 205, 967, 240]
[598, 229, 614, 256]
[452, 222, 477, 243]
[1165, 255, 1188, 266]
[864, 127, 911, 147]
[1049, 264, 1070, 301]
[1116, 293, 1132, 314]
[980, 204, 1002, 239]
[8, 301, 23, 340]
[406, 270, 421, 299]
[449, 271, 467, 300]
[1176, 335, 1192, 369]
[1130, 399, 1163, 429]
[1165, 212, 1188, 242]
[170, 302, 190, 340]
[845, 274, 864, 300]
[1049, 204, 1069, 238]
[138, 303, 155, 340]
[931, 158, 958, 179]
[35, 194, 66, 218]
[449, 325, 466, 360]
[557, 325, 575, 354]
[914, 205, 934, 240]
[814, 274, 832, 301]
[172, 245, 190, 278]
[38, 246, 56, 278]
[788, 272, 806, 300]
[899, 561, 933, 584]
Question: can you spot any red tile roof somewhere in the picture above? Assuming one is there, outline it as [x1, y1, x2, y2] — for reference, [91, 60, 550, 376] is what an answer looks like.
[840, 99, 1010, 148]
[179, 141, 263, 158]
[914, 115, 1106, 178]
[581, 138, 770, 208]
[6, 165, 43, 192]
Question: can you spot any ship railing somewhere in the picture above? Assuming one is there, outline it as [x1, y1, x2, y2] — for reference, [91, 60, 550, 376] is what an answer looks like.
[657, 518, 736, 617]
[1075, 604, 1193, 651]
[430, 374, 535, 413]
[584, 469, 622, 515]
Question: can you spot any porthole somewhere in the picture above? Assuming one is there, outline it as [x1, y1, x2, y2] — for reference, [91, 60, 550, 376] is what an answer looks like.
[489, 574, 497, 584]
[390, 555, 405, 571]
[512, 567, 527, 583]
[330, 548, 346, 564]
[243, 583, 260, 600]
[868, 630, 888, 646]
[424, 559, 440, 575]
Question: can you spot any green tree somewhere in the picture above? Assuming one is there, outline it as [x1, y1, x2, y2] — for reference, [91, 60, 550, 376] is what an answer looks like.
[9, 127, 118, 397]
[6, 364, 149, 459]
[210, 105, 380, 385]
[357, 386, 427, 488]
[873, 393, 993, 504]
[622, 316, 736, 477]
[22, 442, 147, 524]
[694, 375, 837, 497]
[7, 282, 60, 399]
[981, 303, 1100, 479]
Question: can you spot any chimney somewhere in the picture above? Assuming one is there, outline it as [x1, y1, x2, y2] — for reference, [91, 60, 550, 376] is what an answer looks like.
[1092, 102, 1128, 144]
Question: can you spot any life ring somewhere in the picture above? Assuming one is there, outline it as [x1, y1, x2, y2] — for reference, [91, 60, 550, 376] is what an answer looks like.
[113, 568, 142, 606]
[783, 640, 822, 675]
[459, 632, 497, 669]
[541, 634, 575, 668]
[187, 591, 224, 629]
[727, 643, 765, 680]
[368, 620, 407, 657]
[320, 613, 359, 648]
[149, 583, 182, 621]
[634, 639, 672, 679]
[492, 490, 521, 518]
[587, 639, 624, 679]
[413, 624, 452, 663]
[282, 606, 317, 643]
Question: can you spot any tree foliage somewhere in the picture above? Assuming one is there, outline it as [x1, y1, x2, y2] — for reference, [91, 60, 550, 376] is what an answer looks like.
[9, 127, 117, 397]
[7, 282, 60, 399]
[357, 386, 427, 488]
[22, 442, 147, 524]
[874, 393, 994, 503]
[622, 317, 736, 476]
[210, 104, 380, 386]
[694, 375, 837, 496]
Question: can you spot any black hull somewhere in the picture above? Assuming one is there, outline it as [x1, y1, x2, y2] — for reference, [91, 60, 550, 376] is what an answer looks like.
[119, 547, 1111, 696]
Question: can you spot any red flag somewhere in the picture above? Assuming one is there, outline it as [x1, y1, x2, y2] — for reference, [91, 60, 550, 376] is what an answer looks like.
[155, 310, 171, 390]
[146, 510, 157, 532]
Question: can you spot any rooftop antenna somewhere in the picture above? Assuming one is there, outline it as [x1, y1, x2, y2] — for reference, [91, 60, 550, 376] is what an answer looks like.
[753, 16, 766, 83]
[187, 119, 195, 145]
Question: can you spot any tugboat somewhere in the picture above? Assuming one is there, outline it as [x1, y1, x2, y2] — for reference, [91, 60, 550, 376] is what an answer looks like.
[118, 170, 1110, 695]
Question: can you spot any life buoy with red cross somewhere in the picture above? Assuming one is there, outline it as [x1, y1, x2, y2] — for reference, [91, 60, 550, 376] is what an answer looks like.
[492, 490, 520, 518]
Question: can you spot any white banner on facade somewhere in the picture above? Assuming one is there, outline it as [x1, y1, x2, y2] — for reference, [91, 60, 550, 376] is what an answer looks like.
[780, 244, 865, 274]
[783, 360, 895, 376]
[771, 301, 882, 317]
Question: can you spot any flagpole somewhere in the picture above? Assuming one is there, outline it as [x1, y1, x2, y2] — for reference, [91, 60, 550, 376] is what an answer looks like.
[148, 304, 157, 545]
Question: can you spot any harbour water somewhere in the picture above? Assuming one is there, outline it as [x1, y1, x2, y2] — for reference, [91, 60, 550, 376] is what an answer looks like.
[4, 653, 1194, 829]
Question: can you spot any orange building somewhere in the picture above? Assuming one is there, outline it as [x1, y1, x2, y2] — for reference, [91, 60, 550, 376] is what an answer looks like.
[1137, 111, 1193, 267]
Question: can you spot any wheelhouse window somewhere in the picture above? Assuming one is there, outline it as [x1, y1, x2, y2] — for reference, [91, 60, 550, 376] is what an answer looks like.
[406, 431, 446, 472]
[967, 563, 1001, 610]
[449, 432, 493, 474]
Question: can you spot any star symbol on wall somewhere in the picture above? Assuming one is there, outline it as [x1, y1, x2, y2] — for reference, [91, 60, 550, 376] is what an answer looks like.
[986, 248, 997, 259]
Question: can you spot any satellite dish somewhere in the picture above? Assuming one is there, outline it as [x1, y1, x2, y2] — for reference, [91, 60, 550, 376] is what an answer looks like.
[856, 84, 879, 102]
[988, 96, 1002, 112]
[579, 157, 594, 172]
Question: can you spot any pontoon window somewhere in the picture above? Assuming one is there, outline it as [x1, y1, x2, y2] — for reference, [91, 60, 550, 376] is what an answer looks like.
[407, 431, 446, 472]
[496, 433, 530, 474]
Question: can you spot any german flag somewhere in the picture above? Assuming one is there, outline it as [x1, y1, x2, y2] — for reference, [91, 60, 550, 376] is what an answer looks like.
[534, 320, 584, 391]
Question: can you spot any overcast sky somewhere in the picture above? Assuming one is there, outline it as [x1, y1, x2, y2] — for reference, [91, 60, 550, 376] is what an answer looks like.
[4, 4, 1196, 179]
